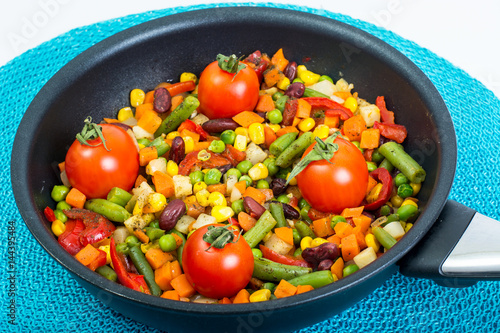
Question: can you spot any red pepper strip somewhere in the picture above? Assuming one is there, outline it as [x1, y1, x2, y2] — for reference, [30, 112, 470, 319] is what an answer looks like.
[177, 119, 209, 141]
[64, 208, 116, 247]
[221, 144, 246, 166]
[363, 148, 374, 162]
[375, 96, 395, 124]
[165, 81, 196, 97]
[110, 238, 149, 294]
[244, 50, 262, 65]
[87, 249, 107, 271]
[260, 245, 312, 268]
[201, 152, 232, 169]
[373, 121, 407, 144]
[58, 219, 85, 255]
[363, 168, 393, 211]
[178, 151, 201, 176]
[44, 206, 56, 222]
[307, 208, 330, 221]
[243, 50, 269, 83]
[324, 107, 353, 121]
[303, 97, 352, 114]
[253, 60, 269, 83]
[128, 273, 151, 294]
[228, 217, 240, 228]
[282, 98, 298, 126]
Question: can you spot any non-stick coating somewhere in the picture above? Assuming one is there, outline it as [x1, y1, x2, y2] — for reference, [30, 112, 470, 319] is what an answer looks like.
[11, 7, 456, 332]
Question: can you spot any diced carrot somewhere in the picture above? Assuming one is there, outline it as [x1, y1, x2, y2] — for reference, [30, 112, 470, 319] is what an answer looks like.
[341, 206, 364, 218]
[274, 227, 294, 245]
[135, 103, 154, 120]
[274, 279, 297, 299]
[172, 234, 184, 248]
[137, 109, 162, 134]
[255, 94, 275, 112]
[135, 174, 148, 188]
[341, 234, 360, 261]
[207, 184, 227, 194]
[353, 227, 367, 250]
[324, 115, 340, 129]
[243, 186, 267, 205]
[144, 90, 155, 104]
[134, 229, 150, 244]
[103, 117, 120, 123]
[312, 218, 335, 238]
[139, 146, 158, 166]
[170, 274, 196, 298]
[276, 126, 299, 137]
[342, 115, 367, 141]
[292, 117, 301, 127]
[232, 289, 250, 304]
[186, 202, 205, 219]
[219, 297, 232, 304]
[296, 99, 312, 118]
[360, 128, 380, 149]
[233, 181, 247, 196]
[155, 261, 173, 290]
[334, 222, 354, 238]
[152, 171, 175, 199]
[166, 81, 196, 97]
[333, 91, 352, 100]
[180, 129, 200, 143]
[263, 66, 285, 88]
[296, 285, 314, 294]
[170, 95, 184, 112]
[263, 125, 277, 148]
[194, 141, 211, 151]
[238, 212, 257, 232]
[161, 290, 180, 300]
[232, 111, 265, 128]
[258, 189, 274, 202]
[74, 244, 101, 266]
[271, 48, 289, 72]
[366, 176, 378, 195]
[146, 248, 174, 270]
[86, 249, 106, 271]
[58, 161, 65, 172]
[352, 215, 372, 233]
[326, 234, 341, 247]
[330, 257, 344, 280]
[66, 187, 86, 209]
[170, 260, 182, 280]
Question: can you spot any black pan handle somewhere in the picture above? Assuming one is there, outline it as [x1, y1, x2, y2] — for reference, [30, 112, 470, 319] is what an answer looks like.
[398, 200, 500, 287]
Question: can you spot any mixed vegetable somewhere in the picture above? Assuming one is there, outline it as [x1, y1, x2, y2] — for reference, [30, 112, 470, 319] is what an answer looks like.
[44, 48, 426, 303]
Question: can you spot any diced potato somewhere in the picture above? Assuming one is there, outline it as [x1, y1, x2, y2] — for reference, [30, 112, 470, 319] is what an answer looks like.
[132, 182, 155, 215]
[245, 142, 268, 165]
[335, 78, 352, 92]
[132, 125, 154, 140]
[191, 113, 210, 126]
[146, 158, 167, 175]
[122, 117, 138, 127]
[264, 233, 294, 255]
[192, 214, 217, 230]
[124, 215, 147, 233]
[353, 247, 377, 269]
[230, 187, 242, 203]
[113, 226, 131, 244]
[383, 221, 405, 239]
[175, 215, 196, 234]
[308, 80, 337, 96]
[359, 104, 381, 127]
[173, 175, 193, 198]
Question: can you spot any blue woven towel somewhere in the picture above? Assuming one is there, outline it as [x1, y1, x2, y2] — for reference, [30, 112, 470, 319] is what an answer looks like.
[2, 3, 500, 332]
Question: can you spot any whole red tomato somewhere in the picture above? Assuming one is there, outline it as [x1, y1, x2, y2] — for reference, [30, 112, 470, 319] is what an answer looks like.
[197, 55, 260, 119]
[65, 123, 139, 199]
[182, 224, 254, 299]
[296, 136, 368, 214]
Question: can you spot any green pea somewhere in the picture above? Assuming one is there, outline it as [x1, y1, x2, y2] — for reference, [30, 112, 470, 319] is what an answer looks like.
[53, 209, 67, 223]
[204, 168, 222, 185]
[149, 220, 160, 229]
[220, 130, 236, 145]
[293, 247, 303, 257]
[371, 149, 384, 163]
[318, 75, 334, 83]
[267, 109, 283, 124]
[231, 199, 245, 215]
[115, 243, 130, 255]
[263, 158, 279, 176]
[239, 175, 253, 187]
[351, 141, 364, 153]
[366, 161, 377, 172]
[300, 206, 312, 223]
[262, 282, 276, 291]
[237, 160, 253, 174]
[274, 95, 289, 112]
[126, 235, 140, 247]
[298, 198, 310, 210]
[208, 140, 226, 153]
[394, 173, 409, 187]
[379, 205, 392, 216]
[397, 204, 418, 222]
[276, 166, 291, 179]
[272, 91, 284, 101]
[386, 213, 400, 223]
[292, 78, 304, 84]
[51, 185, 70, 202]
[56, 201, 72, 211]
[252, 248, 263, 258]
[256, 180, 270, 189]
[226, 168, 242, 179]
[189, 170, 204, 185]
[292, 229, 301, 246]
[159, 234, 177, 252]
[330, 215, 346, 229]
[343, 264, 359, 277]
[397, 184, 414, 198]
[276, 194, 290, 204]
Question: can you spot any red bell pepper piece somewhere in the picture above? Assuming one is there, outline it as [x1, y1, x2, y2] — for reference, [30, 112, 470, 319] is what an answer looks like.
[363, 168, 393, 211]
[178, 150, 233, 175]
[307, 208, 330, 221]
[375, 96, 395, 124]
[177, 119, 208, 141]
[63, 208, 116, 247]
[373, 121, 407, 143]
[303, 97, 352, 114]
[165, 81, 196, 97]
[324, 107, 353, 120]
[221, 144, 246, 166]
[44, 206, 57, 222]
[363, 148, 374, 162]
[244, 50, 269, 83]
[58, 219, 85, 255]
[87, 249, 107, 271]
[260, 245, 311, 268]
[227, 217, 240, 228]
[282, 98, 298, 126]
[110, 238, 150, 294]
[128, 273, 151, 294]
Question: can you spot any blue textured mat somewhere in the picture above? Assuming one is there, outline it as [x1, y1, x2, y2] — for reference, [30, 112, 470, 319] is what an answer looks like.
[2, 3, 500, 332]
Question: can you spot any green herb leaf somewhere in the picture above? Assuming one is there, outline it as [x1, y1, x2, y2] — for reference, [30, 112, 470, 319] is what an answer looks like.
[76, 116, 110, 151]
[216, 54, 246, 75]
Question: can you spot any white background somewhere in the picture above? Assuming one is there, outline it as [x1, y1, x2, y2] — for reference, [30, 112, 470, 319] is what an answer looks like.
[1, 0, 499, 98]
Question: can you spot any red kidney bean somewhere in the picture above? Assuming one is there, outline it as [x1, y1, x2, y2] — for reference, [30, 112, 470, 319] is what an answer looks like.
[153, 87, 172, 113]
[281, 202, 300, 220]
[270, 178, 287, 197]
[283, 61, 298, 81]
[170, 136, 185, 165]
[285, 82, 305, 98]
[317, 259, 334, 271]
[159, 199, 186, 231]
[302, 242, 340, 267]
[201, 118, 240, 133]
[215, 164, 232, 175]
[243, 197, 266, 219]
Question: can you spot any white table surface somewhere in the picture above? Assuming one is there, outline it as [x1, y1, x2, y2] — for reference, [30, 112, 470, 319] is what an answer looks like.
[1, 0, 499, 98]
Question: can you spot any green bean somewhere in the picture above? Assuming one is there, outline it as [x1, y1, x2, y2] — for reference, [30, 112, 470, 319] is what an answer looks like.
[386, 213, 400, 223]
[397, 204, 419, 222]
[276, 132, 314, 168]
[269, 132, 298, 157]
[300, 206, 312, 223]
[128, 245, 162, 296]
[269, 202, 287, 228]
[154, 95, 200, 136]
[84, 198, 131, 223]
[243, 211, 277, 248]
[274, 95, 289, 112]
[95, 265, 117, 282]
[293, 247, 302, 257]
[292, 229, 301, 246]
[294, 221, 316, 239]
[106, 187, 133, 207]
[378, 158, 394, 172]
[147, 136, 170, 156]
[51, 185, 70, 202]
[378, 142, 426, 183]
[252, 258, 311, 282]
[145, 227, 165, 241]
[287, 270, 334, 289]
[303, 87, 329, 98]
[177, 242, 185, 268]
[372, 227, 397, 250]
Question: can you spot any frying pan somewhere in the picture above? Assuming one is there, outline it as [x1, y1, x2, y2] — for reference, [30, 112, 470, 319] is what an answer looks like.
[10, 6, 500, 332]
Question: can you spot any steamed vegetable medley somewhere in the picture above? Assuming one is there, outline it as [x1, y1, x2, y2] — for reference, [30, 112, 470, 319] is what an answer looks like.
[45, 49, 426, 303]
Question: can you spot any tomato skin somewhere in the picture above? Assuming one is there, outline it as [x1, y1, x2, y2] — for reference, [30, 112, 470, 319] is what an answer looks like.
[65, 124, 139, 199]
[197, 61, 260, 119]
[296, 137, 369, 214]
[182, 224, 254, 299]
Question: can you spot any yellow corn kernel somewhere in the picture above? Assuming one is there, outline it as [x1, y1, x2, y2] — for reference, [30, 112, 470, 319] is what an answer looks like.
[117, 107, 134, 121]
[401, 199, 418, 208]
[195, 188, 210, 207]
[410, 182, 421, 196]
[138, 143, 146, 150]
[193, 181, 208, 194]
[250, 289, 271, 302]
[343, 96, 358, 113]
[147, 193, 167, 212]
[311, 237, 328, 248]
[183, 136, 195, 154]
[248, 163, 269, 181]
[211, 206, 235, 223]
[297, 65, 307, 75]
[184, 195, 197, 205]
[312, 124, 330, 139]
[180, 72, 197, 83]
[234, 134, 248, 151]
[130, 88, 145, 107]
[299, 70, 320, 86]
[235, 127, 249, 140]
[166, 160, 179, 177]
[248, 123, 265, 144]
[298, 118, 315, 132]
[286, 172, 297, 186]
[404, 223, 413, 233]
[208, 191, 227, 207]
[133, 200, 144, 216]
[365, 233, 380, 253]
[51, 219, 66, 237]
[366, 183, 383, 204]
[166, 131, 181, 140]
[99, 245, 112, 265]
[268, 124, 281, 132]
[262, 231, 273, 243]
[277, 76, 291, 90]
[300, 236, 313, 250]
[391, 195, 404, 208]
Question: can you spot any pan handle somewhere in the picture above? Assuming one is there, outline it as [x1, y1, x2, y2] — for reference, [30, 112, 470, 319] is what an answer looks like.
[398, 200, 500, 287]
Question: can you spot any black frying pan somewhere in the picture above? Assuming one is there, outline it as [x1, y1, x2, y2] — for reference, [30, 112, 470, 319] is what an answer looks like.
[10, 7, 499, 332]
